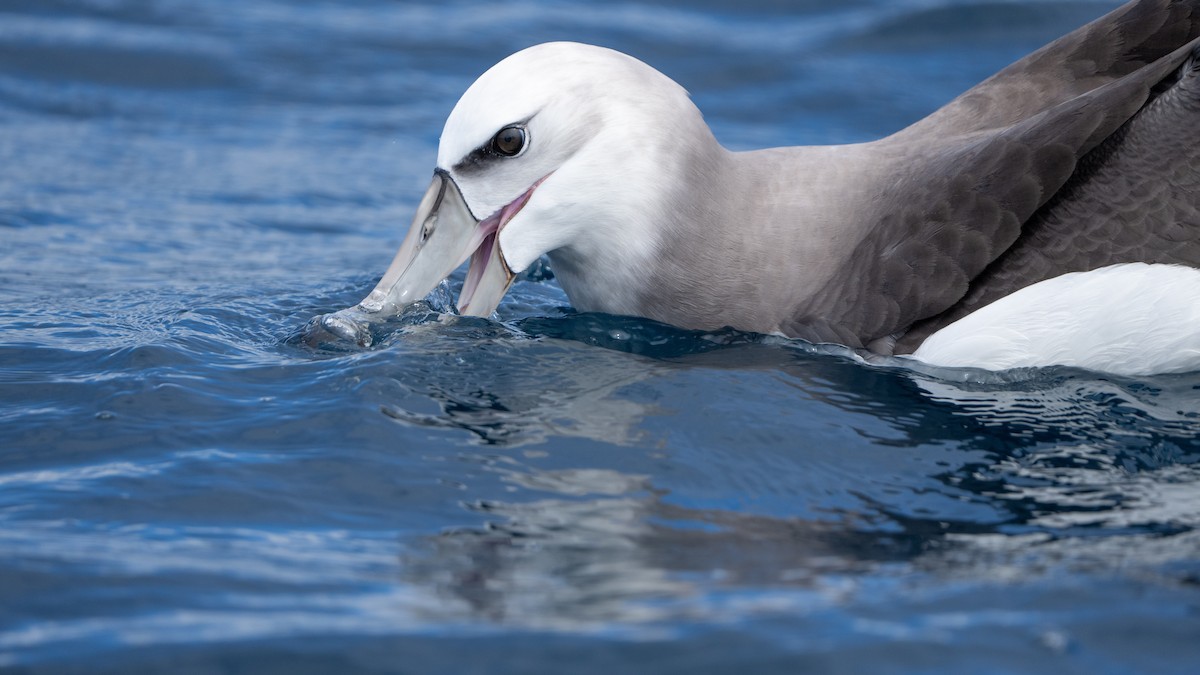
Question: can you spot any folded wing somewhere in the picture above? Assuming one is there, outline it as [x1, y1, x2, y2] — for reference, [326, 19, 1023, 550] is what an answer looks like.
[782, 0, 1200, 350]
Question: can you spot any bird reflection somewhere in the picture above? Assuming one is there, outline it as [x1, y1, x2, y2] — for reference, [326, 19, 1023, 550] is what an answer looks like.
[360, 311, 1200, 628]
[398, 467, 924, 629]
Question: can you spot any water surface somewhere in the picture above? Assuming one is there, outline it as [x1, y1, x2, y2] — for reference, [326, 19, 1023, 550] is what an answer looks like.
[2, 1, 1199, 672]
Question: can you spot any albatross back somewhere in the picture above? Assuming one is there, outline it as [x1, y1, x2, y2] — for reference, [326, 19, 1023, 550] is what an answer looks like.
[779, 0, 1200, 353]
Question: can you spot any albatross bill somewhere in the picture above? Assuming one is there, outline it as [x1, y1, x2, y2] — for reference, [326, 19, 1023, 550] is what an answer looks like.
[359, 170, 519, 319]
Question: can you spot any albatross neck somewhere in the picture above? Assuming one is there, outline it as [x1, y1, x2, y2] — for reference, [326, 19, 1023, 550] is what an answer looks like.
[624, 140, 884, 334]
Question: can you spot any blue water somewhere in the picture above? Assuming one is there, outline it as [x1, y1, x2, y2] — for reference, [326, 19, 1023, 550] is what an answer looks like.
[3, 0, 1200, 672]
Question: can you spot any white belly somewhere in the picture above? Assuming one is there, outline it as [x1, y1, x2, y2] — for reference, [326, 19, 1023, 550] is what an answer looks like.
[912, 263, 1200, 376]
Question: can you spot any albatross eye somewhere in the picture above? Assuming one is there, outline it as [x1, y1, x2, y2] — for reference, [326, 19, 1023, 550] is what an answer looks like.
[491, 125, 526, 157]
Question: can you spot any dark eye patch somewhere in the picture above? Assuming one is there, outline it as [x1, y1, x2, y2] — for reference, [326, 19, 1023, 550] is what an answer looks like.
[451, 119, 534, 175]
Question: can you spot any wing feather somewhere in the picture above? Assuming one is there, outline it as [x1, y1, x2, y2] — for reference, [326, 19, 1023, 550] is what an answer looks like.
[782, 2, 1200, 349]
[898, 47, 1200, 351]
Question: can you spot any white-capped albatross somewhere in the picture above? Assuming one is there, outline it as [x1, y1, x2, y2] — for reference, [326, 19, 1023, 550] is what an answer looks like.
[329, 0, 1200, 376]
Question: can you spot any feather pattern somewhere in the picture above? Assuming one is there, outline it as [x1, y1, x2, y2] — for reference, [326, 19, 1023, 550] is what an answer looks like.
[898, 46, 1200, 350]
[791, 0, 1200, 349]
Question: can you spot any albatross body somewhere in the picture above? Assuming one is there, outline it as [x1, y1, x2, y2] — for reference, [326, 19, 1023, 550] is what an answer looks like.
[338, 0, 1200, 375]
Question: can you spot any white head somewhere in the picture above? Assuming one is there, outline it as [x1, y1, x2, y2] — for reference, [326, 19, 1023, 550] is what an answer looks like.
[356, 42, 723, 320]
[442, 42, 710, 272]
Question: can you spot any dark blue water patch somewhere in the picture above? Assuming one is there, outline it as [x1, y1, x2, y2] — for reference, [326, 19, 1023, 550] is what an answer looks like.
[513, 313, 766, 359]
[836, 2, 1119, 52]
[0, 41, 239, 90]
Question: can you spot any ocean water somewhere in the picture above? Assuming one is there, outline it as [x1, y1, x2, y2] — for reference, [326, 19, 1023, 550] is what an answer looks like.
[2, 0, 1200, 672]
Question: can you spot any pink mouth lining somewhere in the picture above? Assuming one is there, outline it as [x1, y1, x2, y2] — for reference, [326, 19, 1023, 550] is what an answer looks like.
[459, 173, 552, 312]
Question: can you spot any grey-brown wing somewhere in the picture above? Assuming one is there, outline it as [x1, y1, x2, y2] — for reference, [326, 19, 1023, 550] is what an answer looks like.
[896, 48, 1200, 352]
[900, 0, 1200, 138]
[781, 39, 1199, 348]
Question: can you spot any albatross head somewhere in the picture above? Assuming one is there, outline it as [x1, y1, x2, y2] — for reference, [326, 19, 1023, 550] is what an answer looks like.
[357, 41, 718, 319]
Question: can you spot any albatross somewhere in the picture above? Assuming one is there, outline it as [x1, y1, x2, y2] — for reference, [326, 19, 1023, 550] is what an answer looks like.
[326, 0, 1200, 375]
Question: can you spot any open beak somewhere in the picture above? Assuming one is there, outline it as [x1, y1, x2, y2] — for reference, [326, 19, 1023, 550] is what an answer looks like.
[355, 169, 516, 318]
[309, 170, 542, 347]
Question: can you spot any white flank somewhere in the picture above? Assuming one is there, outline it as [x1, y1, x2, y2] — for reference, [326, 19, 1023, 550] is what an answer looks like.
[913, 263, 1200, 376]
